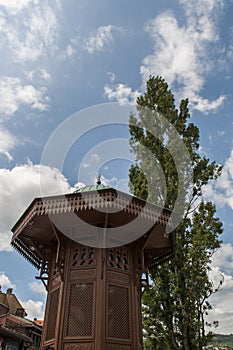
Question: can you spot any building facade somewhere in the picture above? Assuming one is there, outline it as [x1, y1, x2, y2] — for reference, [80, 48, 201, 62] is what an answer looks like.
[0, 288, 42, 350]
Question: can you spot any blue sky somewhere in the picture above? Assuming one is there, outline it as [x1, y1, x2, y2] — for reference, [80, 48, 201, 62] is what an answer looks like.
[0, 0, 233, 334]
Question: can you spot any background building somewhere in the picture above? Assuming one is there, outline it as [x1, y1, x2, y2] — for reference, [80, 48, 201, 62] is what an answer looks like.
[0, 287, 43, 350]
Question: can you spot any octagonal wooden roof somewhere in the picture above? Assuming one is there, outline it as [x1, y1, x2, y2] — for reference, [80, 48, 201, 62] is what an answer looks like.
[11, 187, 173, 268]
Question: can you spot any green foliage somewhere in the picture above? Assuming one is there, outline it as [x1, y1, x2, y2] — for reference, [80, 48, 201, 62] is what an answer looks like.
[129, 76, 223, 350]
[210, 333, 233, 347]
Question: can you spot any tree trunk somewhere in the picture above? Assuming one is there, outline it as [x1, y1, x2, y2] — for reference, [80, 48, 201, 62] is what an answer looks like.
[170, 333, 179, 349]
[178, 265, 191, 350]
[182, 309, 191, 350]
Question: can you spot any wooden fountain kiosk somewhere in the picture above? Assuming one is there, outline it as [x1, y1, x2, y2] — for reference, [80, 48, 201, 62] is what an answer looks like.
[11, 183, 174, 350]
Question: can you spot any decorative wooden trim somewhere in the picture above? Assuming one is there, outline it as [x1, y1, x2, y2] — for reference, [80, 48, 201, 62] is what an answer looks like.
[107, 271, 129, 285]
[70, 269, 96, 281]
[11, 237, 41, 269]
[64, 343, 93, 350]
[12, 190, 171, 237]
[106, 344, 131, 350]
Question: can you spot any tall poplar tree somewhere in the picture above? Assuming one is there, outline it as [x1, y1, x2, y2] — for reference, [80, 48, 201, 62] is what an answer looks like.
[129, 76, 223, 349]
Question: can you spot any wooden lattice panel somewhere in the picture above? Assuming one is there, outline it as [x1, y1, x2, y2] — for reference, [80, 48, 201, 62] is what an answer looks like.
[46, 288, 60, 340]
[107, 284, 130, 340]
[66, 283, 94, 337]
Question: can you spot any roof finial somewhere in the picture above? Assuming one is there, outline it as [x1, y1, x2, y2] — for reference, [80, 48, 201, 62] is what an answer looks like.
[97, 174, 101, 185]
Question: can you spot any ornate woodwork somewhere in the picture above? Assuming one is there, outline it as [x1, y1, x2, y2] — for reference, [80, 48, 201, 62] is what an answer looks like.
[64, 344, 93, 350]
[11, 187, 174, 350]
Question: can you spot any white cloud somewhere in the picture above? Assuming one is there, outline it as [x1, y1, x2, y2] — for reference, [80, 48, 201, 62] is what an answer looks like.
[207, 272, 233, 332]
[0, 272, 16, 289]
[81, 153, 101, 169]
[0, 162, 73, 251]
[73, 181, 86, 191]
[0, 76, 50, 160]
[94, 175, 118, 189]
[38, 68, 51, 83]
[204, 150, 233, 210]
[25, 68, 51, 83]
[190, 94, 225, 114]
[141, 13, 202, 90]
[28, 281, 46, 295]
[205, 244, 233, 334]
[211, 243, 233, 274]
[179, 0, 223, 24]
[59, 35, 80, 61]
[139, 0, 225, 113]
[0, 77, 50, 118]
[59, 39, 79, 61]
[0, 0, 33, 15]
[104, 1, 224, 113]
[217, 130, 225, 137]
[82, 163, 90, 169]
[21, 299, 45, 320]
[108, 72, 116, 83]
[89, 153, 100, 162]
[0, 126, 16, 160]
[0, 233, 13, 251]
[85, 25, 121, 54]
[0, 2, 59, 62]
[65, 44, 76, 58]
[104, 83, 140, 104]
